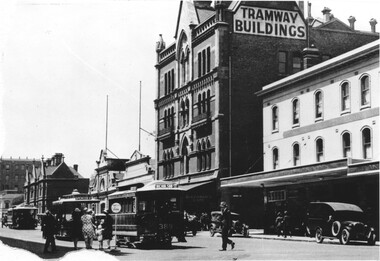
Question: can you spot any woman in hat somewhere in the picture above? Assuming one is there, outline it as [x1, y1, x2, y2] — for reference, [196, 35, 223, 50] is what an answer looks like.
[81, 208, 96, 249]
[71, 208, 82, 249]
[102, 209, 114, 249]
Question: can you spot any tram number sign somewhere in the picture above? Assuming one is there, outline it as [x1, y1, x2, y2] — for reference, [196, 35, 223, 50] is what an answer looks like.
[111, 203, 121, 213]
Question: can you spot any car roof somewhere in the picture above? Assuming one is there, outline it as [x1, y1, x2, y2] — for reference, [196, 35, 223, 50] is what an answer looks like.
[309, 202, 363, 212]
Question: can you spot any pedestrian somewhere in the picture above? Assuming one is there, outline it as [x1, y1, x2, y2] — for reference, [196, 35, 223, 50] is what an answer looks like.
[81, 208, 96, 249]
[96, 223, 104, 250]
[219, 201, 235, 251]
[41, 210, 57, 254]
[102, 209, 114, 249]
[2, 214, 7, 228]
[282, 210, 291, 238]
[71, 208, 82, 250]
[275, 211, 283, 237]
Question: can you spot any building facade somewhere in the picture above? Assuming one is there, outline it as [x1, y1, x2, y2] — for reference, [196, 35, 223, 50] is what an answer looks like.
[0, 157, 41, 215]
[221, 40, 379, 234]
[154, 1, 378, 215]
[24, 153, 89, 214]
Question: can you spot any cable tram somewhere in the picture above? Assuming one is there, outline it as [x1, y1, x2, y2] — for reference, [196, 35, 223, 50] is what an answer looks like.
[6, 205, 38, 229]
[52, 191, 100, 240]
[108, 180, 186, 248]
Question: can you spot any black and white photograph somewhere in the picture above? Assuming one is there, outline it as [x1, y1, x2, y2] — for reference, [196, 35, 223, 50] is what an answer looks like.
[0, 0, 379, 260]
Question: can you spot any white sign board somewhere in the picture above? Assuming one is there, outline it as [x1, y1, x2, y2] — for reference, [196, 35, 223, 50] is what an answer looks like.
[234, 6, 306, 39]
[111, 203, 121, 213]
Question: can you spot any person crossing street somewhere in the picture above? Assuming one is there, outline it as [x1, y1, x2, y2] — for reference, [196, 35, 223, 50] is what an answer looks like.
[219, 201, 235, 251]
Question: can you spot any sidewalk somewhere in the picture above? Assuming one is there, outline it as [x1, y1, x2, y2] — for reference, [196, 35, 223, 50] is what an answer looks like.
[249, 229, 380, 246]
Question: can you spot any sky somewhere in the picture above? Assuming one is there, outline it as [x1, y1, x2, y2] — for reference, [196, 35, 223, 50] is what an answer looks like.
[1, 0, 379, 179]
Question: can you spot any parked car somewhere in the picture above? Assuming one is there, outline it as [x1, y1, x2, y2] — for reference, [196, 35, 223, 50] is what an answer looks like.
[306, 202, 376, 245]
[209, 211, 249, 237]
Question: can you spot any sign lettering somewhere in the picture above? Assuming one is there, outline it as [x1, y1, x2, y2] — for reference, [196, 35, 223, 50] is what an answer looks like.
[234, 6, 306, 39]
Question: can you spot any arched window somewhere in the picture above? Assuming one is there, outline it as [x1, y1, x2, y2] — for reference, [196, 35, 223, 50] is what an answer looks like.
[362, 128, 372, 159]
[342, 132, 351, 158]
[197, 142, 202, 171]
[164, 110, 167, 128]
[293, 143, 300, 166]
[207, 90, 211, 113]
[206, 139, 212, 170]
[198, 94, 202, 115]
[292, 98, 299, 126]
[100, 178, 105, 191]
[316, 138, 324, 162]
[272, 106, 279, 131]
[315, 90, 323, 119]
[272, 148, 279, 169]
[360, 75, 370, 107]
[341, 82, 350, 111]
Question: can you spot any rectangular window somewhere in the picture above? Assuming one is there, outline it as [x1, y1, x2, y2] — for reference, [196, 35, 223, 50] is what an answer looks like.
[206, 47, 211, 73]
[202, 49, 206, 75]
[292, 54, 302, 73]
[341, 83, 350, 111]
[315, 92, 323, 119]
[198, 52, 202, 77]
[268, 190, 286, 202]
[361, 76, 370, 107]
[272, 106, 279, 131]
[278, 51, 287, 74]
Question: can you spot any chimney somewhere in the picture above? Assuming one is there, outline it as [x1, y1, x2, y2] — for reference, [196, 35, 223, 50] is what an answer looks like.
[370, 18, 377, 33]
[73, 164, 78, 172]
[322, 7, 332, 22]
[348, 16, 356, 30]
[302, 44, 321, 69]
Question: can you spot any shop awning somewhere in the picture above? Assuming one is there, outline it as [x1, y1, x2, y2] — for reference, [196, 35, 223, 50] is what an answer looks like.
[179, 181, 214, 191]
[221, 159, 379, 189]
[108, 190, 136, 200]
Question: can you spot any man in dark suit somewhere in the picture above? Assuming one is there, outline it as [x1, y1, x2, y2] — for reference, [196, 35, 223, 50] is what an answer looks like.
[219, 201, 235, 251]
[41, 210, 57, 253]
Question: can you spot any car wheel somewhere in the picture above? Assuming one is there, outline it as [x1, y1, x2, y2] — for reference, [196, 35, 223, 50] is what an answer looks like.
[192, 230, 197, 236]
[339, 228, 350, 245]
[331, 221, 341, 237]
[244, 228, 249, 237]
[367, 231, 376, 246]
[315, 228, 324, 243]
[209, 228, 215, 237]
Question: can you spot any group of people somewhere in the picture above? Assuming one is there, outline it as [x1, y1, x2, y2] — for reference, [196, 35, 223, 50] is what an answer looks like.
[41, 208, 114, 253]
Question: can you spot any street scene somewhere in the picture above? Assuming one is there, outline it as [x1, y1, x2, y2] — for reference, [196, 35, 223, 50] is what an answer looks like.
[1, 0, 380, 260]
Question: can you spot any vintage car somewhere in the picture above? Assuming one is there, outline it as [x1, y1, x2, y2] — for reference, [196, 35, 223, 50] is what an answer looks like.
[209, 211, 249, 237]
[306, 202, 376, 245]
[184, 213, 201, 236]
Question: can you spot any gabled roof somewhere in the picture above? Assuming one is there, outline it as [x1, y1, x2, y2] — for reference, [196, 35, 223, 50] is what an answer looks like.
[314, 17, 353, 31]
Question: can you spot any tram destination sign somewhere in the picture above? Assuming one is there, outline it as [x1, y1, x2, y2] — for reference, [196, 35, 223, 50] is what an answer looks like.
[234, 6, 306, 39]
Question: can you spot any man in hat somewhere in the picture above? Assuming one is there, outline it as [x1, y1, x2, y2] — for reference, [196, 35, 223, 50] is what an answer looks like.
[219, 201, 235, 251]
[102, 209, 114, 249]
[41, 210, 57, 253]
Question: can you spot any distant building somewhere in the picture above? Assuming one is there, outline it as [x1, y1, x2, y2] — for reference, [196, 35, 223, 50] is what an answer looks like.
[0, 157, 41, 192]
[222, 40, 379, 233]
[89, 149, 128, 212]
[154, 1, 378, 220]
[24, 153, 89, 214]
[0, 157, 41, 215]
[89, 149, 155, 213]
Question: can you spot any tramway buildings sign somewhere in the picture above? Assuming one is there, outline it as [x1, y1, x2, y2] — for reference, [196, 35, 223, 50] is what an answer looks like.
[234, 6, 306, 39]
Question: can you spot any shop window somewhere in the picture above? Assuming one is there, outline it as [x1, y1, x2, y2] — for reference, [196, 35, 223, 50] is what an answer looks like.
[342, 132, 351, 158]
[362, 128, 372, 159]
[341, 82, 350, 112]
[316, 138, 324, 162]
[360, 75, 370, 107]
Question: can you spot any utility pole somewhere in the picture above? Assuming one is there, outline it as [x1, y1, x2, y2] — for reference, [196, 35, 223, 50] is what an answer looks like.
[139, 81, 142, 151]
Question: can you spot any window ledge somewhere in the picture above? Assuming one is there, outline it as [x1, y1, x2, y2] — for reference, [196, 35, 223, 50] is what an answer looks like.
[340, 110, 351, 116]
[360, 104, 371, 110]
[315, 117, 323, 123]
[292, 123, 300, 128]
[272, 129, 279, 134]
